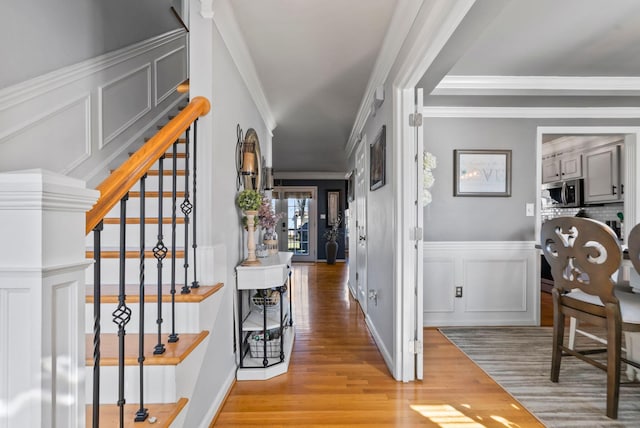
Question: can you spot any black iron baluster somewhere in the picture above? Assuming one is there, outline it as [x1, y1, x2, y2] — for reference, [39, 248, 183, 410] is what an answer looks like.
[153, 157, 167, 355]
[92, 221, 103, 428]
[169, 142, 179, 343]
[262, 288, 268, 367]
[191, 120, 199, 289]
[135, 175, 149, 422]
[279, 285, 285, 362]
[113, 195, 132, 428]
[288, 269, 293, 327]
[181, 127, 193, 295]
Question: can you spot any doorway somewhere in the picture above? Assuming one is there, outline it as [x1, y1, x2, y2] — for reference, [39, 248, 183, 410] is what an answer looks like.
[273, 186, 317, 262]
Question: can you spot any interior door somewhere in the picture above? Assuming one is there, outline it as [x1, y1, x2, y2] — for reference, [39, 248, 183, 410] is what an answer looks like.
[273, 186, 317, 262]
[355, 139, 368, 312]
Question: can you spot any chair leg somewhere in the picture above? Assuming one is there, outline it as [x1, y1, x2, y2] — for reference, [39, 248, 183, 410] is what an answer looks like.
[551, 290, 564, 383]
[605, 303, 622, 419]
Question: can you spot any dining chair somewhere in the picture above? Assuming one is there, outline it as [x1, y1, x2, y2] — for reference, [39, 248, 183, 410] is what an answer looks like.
[541, 217, 640, 419]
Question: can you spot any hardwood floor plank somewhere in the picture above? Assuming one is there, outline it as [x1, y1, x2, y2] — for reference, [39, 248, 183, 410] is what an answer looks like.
[213, 262, 544, 427]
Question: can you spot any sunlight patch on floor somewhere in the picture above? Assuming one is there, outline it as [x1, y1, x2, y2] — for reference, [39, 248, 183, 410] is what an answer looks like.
[411, 404, 520, 427]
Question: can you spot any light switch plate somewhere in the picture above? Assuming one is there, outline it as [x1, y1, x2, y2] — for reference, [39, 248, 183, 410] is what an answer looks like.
[526, 203, 535, 216]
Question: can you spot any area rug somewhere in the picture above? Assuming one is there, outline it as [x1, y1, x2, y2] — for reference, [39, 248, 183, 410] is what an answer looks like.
[439, 327, 640, 427]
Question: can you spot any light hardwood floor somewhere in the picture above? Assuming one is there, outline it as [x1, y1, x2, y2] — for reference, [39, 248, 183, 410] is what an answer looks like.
[213, 262, 546, 427]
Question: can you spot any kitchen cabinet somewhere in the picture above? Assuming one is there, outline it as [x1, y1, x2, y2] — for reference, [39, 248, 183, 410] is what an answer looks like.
[542, 152, 582, 183]
[235, 251, 294, 381]
[584, 144, 622, 204]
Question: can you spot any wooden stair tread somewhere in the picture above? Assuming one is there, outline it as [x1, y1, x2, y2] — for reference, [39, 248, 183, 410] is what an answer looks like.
[86, 397, 188, 428]
[86, 331, 209, 366]
[144, 137, 186, 144]
[147, 169, 186, 176]
[102, 217, 186, 225]
[86, 250, 185, 259]
[128, 191, 186, 198]
[86, 283, 224, 303]
[129, 152, 186, 159]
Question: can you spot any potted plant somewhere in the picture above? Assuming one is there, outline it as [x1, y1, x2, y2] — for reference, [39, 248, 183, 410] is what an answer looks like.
[236, 189, 263, 265]
[323, 214, 341, 264]
[236, 189, 262, 213]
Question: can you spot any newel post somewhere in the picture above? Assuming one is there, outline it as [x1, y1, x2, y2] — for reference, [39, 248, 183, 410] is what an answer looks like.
[0, 170, 98, 428]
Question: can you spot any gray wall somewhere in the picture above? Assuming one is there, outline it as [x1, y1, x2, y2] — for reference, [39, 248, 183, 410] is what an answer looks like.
[1, 0, 182, 89]
[423, 117, 640, 242]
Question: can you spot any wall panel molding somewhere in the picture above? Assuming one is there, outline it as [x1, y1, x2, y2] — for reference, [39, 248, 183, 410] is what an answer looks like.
[0, 29, 185, 112]
[155, 46, 187, 106]
[99, 64, 152, 149]
[0, 30, 188, 182]
[0, 94, 91, 174]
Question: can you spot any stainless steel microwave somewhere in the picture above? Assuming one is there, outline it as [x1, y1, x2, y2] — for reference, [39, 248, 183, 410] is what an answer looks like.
[542, 179, 583, 208]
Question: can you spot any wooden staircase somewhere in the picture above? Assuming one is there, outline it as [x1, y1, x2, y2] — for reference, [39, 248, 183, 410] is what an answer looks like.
[84, 96, 222, 427]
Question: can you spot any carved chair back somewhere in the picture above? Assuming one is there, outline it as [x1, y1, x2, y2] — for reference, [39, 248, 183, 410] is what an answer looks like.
[541, 217, 622, 304]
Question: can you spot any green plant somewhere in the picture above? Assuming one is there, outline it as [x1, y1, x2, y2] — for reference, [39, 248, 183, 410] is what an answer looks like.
[236, 189, 262, 211]
[323, 214, 342, 243]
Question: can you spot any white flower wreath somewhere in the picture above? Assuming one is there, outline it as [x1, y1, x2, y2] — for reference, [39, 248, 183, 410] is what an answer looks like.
[423, 152, 437, 206]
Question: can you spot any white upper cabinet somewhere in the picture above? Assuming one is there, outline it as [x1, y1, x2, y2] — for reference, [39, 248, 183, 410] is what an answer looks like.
[542, 152, 582, 183]
[584, 144, 622, 204]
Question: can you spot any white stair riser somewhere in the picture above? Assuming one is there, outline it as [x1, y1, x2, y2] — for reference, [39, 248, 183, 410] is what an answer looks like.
[85, 223, 188, 249]
[85, 257, 194, 285]
[131, 175, 188, 192]
[85, 298, 214, 335]
[104, 197, 191, 220]
[86, 365, 178, 404]
[85, 335, 209, 405]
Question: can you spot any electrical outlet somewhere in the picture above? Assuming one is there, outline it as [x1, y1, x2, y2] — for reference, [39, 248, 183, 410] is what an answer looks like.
[455, 286, 463, 298]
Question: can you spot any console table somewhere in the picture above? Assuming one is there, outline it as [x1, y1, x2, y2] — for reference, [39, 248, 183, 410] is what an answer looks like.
[236, 251, 294, 380]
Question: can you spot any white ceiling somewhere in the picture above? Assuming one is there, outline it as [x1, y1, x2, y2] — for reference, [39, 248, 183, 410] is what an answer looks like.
[230, 0, 398, 174]
[226, 0, 640, 175]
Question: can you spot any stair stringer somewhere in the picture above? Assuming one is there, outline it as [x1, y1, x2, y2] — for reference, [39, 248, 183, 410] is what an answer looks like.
[182, 245, 239, 427]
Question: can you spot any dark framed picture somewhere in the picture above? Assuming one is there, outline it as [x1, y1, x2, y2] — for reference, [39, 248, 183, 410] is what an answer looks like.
[327, 190, 341, 226]
[453, 149, 512, 197]
[347, 170, 355, 202]
[370, 125, 386, 191]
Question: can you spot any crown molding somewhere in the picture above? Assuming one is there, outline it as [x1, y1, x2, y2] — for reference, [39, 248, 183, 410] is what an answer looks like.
[274, 171, 347, 181]
[345, 0, 424, 158]
[421, 106, 640, 118]
[433, 75, 640, 96]
[213, 0, 276, 131]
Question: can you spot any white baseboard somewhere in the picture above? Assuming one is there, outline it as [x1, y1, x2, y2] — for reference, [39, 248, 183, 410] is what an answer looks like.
[365, 314, 395, 378]
[196, 369, 236, 428]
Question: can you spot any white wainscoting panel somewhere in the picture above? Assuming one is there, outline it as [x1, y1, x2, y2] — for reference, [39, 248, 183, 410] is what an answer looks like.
[0, 95, 90, 174]
[423, 258, 456, 313]
[99, 64, 152, 148]
[0, 29, 187, 184]
[464, 259, 527, 312]
[155, 46, 187, 105]
[423, 241, 538, 326]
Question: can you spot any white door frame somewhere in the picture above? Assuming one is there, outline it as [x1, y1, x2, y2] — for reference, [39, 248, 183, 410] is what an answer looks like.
[274, 186, 318, 262]
[355, 136, 369, 313]
[391, 1, 476, 383]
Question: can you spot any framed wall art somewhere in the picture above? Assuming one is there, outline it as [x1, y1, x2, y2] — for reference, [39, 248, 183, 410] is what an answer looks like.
[347, 170, 355, 202]
[453, 149, 512, 197]
[327, 190, 341, 226]
[370, 125, 386, 191]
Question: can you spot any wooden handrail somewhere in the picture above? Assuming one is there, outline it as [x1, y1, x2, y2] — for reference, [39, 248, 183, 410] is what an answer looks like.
[86, 96, 210, 234]
[177, 79, 189, 94]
